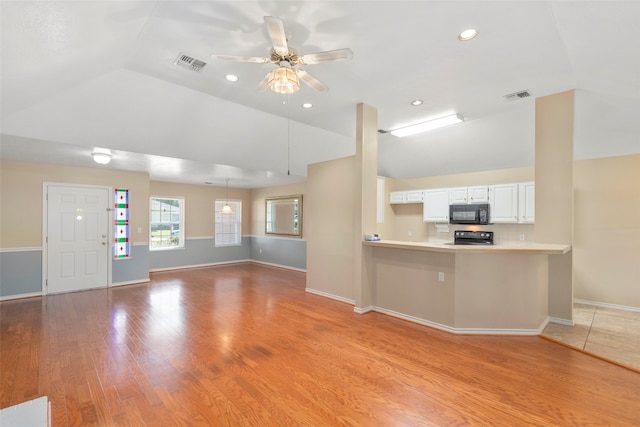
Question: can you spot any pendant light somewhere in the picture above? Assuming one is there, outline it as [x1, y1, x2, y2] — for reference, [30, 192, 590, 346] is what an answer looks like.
[222, 179, 232, 214]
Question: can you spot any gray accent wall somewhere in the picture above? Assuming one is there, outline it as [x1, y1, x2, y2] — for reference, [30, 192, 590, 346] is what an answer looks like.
[112, 244, 150, 284]
[149, 238, 251, 270]
[0, 250, 42, 297]
[1, 236, 305, 299]
[250, 236, 307, 270]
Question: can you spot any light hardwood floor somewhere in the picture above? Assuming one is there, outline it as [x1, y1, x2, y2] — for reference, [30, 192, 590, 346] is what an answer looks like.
[2, 263, 639, 426]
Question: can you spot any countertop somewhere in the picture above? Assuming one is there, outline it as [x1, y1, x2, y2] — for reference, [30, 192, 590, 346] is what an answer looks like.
[362, 239, 571, 255]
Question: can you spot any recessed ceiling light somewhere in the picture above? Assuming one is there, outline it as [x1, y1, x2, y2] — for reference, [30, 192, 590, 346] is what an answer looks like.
[301, 103, 313, 109]
[458, 29, 478, 41]
[225, 74, 239, 82]
[410, 100, 423, 106]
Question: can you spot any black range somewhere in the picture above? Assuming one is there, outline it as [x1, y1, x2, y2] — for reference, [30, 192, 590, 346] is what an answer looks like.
[453, 230, 494, 245]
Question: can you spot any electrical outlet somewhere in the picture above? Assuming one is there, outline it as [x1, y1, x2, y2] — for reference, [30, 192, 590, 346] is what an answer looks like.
[259, 249, 262, 254]
[519, 234, 525, 241]
[438, 272, 445, 282]
[408, 231, 413, 237]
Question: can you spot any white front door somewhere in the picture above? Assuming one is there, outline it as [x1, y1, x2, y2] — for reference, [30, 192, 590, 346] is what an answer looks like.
[46, 185, 110, 294]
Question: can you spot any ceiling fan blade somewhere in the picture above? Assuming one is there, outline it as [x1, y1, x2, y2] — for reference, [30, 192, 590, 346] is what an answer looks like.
[257, 71, 272, 92]
[264, 16, 289, 55]
[210, 54, 270, 63]
[299, 48, 353, 65]
[297, 69, 328, 93]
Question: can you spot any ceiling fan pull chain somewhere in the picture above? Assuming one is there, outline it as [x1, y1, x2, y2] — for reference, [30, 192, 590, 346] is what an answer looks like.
[286, 94, 291, 175]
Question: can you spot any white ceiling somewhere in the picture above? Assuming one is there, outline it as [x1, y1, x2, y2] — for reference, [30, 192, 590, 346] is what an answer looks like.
[1, 1, 639, 188]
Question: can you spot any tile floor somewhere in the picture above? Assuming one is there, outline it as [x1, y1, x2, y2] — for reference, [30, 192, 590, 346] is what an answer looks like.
[541, 303, 640, 372]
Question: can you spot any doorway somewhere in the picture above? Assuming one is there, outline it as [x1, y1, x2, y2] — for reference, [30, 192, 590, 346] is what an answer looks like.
[44, 184, 111, 294]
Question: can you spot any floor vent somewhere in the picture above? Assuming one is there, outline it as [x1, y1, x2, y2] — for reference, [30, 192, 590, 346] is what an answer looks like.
[503, 90, 532, 101]
[174, 52, 207, 73]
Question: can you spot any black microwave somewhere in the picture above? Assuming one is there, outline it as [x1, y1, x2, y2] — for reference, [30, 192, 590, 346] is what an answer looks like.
[449, 203, 491, 225]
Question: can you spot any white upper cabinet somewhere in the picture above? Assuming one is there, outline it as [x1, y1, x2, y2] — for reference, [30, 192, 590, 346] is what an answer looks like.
[449, 187, 468, 204]
[405, 190, 424, 203]
[423, 188, 450, 222]
[449, 186, 489, 204]
[389, 191, 406, 204]
[489, 184, 519, 223]
[390, 190, 423, 204]
[468, 185, 489, 203]
[518, 182, 535, 223]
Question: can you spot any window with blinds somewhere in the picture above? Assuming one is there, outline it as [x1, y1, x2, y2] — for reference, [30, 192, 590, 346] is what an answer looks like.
[215, 200, 242, 246]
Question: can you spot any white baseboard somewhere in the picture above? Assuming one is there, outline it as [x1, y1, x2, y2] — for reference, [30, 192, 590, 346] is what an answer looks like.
[305, 288, 355, 305]
[149, 259, 251, 273]
[110, 278, 150, 287]
[574, 298, 640, 313]
[0, 291, 43, 301]
[250, 260, 306, 272]
[354, 306, 375, 314]
[548, 316, 574, 326]
[368, 306, 543, 335]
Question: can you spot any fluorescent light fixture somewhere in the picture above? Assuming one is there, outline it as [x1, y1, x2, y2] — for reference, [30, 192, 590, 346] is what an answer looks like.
[91, 151, 112, 164]
[390, 114, 464, 137]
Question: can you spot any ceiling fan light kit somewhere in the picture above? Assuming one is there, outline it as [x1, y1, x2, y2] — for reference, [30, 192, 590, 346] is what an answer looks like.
[268, 66, 300, 94]
[390, 114, 464, 137]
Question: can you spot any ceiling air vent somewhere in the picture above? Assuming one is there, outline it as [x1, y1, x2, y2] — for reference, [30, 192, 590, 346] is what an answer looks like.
[174, 52, 207, 73]
[378, 129, 389, 134]
[503, 90, 532, 101]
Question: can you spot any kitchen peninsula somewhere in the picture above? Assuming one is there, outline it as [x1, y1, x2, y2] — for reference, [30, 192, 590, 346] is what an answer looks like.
[362, 240, 571, 335]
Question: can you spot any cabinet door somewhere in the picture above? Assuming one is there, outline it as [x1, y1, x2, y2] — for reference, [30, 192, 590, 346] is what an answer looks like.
[423, 189, 450, 222]
[518, 182, 535, 223]
[405, 190, 424, 203]
[468, 186, 489, 203]
[389, 191, 406, 204]
[489, 184, 518, 223]
[449, 187, 468, 204]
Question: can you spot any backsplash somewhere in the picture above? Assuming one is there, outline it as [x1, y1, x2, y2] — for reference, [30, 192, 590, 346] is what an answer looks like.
[427, 223, 535, 245]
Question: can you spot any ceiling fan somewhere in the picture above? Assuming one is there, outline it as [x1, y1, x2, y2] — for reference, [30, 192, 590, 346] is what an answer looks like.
[210, 16, 353, 94]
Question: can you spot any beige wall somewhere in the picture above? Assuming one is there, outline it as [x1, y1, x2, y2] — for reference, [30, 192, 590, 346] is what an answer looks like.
[250, 183, 306, 236]
[373, 247, 455, 325]
[535, 91, 574, 320]
[306, 156, 357, 301]
[0, 159, 150, 247]
[573, 154, 640, 307]
[150, 181, 251, 238]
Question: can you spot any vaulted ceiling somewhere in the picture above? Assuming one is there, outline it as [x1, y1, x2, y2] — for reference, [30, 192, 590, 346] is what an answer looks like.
[1, 1, 639, 188]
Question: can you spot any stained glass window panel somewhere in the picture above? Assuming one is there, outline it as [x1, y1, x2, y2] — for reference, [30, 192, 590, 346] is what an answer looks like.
[114, 189, 130, 259]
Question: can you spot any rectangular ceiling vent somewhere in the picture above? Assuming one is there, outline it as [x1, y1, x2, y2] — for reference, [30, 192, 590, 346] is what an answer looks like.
[504, 90, 532, 101]
[378, 129, 389, 134]
[174, 52, 207, 73]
